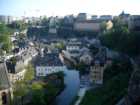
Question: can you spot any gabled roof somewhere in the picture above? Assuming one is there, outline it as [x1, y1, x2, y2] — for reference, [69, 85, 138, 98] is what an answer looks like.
[33, 54, 64, 66]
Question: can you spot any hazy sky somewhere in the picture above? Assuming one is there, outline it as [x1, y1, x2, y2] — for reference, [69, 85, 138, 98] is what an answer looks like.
[0, 0, 140, 17]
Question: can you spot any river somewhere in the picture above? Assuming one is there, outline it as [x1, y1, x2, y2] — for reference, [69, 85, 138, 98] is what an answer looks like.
[55, 69, 80, 105]
[32, 54, 80, 105]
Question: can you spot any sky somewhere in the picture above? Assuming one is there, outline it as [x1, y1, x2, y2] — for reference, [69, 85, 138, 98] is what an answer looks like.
[0, 0, 140, 17]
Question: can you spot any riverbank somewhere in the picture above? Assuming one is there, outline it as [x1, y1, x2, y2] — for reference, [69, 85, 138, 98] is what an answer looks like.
[55, 70, 80, 105]
[21, 71, 65, 105]
[45, 72, 66, 105]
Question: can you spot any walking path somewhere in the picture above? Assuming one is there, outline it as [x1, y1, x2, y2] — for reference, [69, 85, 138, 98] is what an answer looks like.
[115, 98, 125, 105]
[74, 88, 87, 105]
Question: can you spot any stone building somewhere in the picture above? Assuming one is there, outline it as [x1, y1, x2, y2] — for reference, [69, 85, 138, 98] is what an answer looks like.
[125, 70, 140, 105]
[0, 62, 12, 105]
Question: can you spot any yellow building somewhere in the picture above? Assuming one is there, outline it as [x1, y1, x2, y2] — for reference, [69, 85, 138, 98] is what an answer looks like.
[90, 60, 105, 84]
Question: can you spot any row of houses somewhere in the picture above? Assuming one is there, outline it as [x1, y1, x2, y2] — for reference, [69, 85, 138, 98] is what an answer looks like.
[0, 45, 38, 105]
[48, 14, 113, 34]
[61, 37, 112, 85]
[49, 12, 140, 34]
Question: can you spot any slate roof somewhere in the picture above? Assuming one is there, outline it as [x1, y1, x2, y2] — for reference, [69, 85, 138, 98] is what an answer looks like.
[34, 54, 63, 66]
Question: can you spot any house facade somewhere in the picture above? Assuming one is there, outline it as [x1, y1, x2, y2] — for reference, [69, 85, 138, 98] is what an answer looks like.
[6, 57, 26, 84]
[90, 60, 105, 84]
[35, 54, 66, 77]
[74, 20, 101, 32]
[66, 39, 81, 57]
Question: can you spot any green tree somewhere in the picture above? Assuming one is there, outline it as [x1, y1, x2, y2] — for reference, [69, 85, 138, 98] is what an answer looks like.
[24, 64, 35, 82]
[100, 16, 140, 56]
[55, 42, 65, 49]
[0, 23, 13, 53]
[13, 81, 29, 105]
[10, 21, 28, 31]
[75, 62, 88, 74]
[100, 21, 107, 32]
[30, 82, 46, 105]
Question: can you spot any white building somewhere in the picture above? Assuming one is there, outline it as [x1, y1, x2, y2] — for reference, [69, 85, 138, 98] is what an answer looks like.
[0, 15, 13, 24]
[35, 54, 66, 77]
[36, 66, 65, 76]
[66, 39, 81, 57]
[66, 39, 81, 51]
[66, 44, 80, 51]
[0, 15, 8, 24]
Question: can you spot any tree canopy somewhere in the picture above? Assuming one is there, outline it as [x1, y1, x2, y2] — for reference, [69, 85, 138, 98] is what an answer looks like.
[0, 23, 13, 53]
[100, 17, 140, 56]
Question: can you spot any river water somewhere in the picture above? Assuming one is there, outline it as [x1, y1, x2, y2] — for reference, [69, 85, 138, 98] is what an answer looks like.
[32, 54, 80, 105]
[55, 69, 80, 105]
